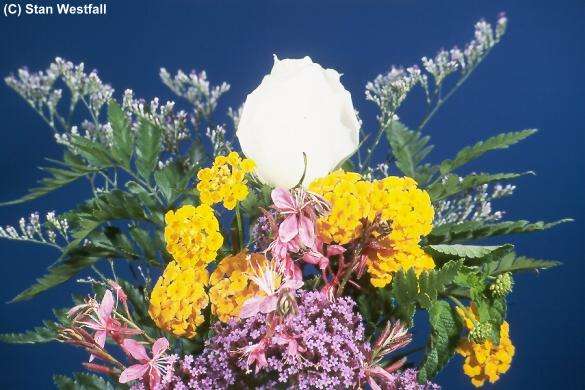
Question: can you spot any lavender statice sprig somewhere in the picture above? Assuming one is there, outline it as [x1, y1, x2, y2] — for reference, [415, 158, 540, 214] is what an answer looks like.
[0, 211, 70, 249]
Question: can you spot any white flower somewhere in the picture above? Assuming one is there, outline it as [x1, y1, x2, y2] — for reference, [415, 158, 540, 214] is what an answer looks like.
[236, 56, 360, 188]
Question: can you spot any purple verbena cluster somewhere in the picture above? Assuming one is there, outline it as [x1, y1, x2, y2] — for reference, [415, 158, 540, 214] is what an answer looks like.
[386, 368, 442, 390]
[161, 291, 370, 389]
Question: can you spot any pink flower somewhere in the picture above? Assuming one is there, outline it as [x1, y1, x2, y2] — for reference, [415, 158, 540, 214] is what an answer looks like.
[119, 337, 171, 389]
[303, 241, 346, 270]
[239, 340, 268, 374]
[69, 290, 140, 361]
[271, 188, 317, 250]
[108, 280, 128, 304]
[240, 261, 303, 319]
[272, 332, 305, 359]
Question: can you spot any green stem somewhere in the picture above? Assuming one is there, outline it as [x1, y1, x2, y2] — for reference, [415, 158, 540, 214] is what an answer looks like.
[234, 205, 244, 252]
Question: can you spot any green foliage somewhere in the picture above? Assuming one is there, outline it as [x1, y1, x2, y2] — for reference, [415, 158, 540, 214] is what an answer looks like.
[10, 253, 100, 302]
[0, 319, 60, 344]
[481, 252, 561, 275]
[0, 160, 101, 206]
[71, 136, 115, 168]
[428, 219, 571, 244]
[439, 129, 537, 175]
[154, 160, 194, 205]
[135, 120, 162, 181]
[54, 373, 122, 390]
[109, 101, 133, 168]
[425, 244, 513, 263]
[390, 260, 463, 324]
[427, 171, 531, 202]
[417, 300, 462, 382]
[385, 121, 436, 184]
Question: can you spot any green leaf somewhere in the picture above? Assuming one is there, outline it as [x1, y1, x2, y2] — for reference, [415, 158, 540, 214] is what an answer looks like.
[427, 172, 532, 202]
[10, 254, 99, 302]
[385, 121, 436, 184]
[418, 300, 462, 382]
[439, 129, 537, 175]
[54, 373, 120, 390]
[71, 136, 114, 168]
[154, 160, 193, 204]
[390, 268, 419, 323]
[135, 120, 162, 181]
[426, 244, 513, 260]
[109, 101, 133, 167]
[0, 164, 99, 206]
[427, 219, 572, 244]
[0, 320, 59, 344]
[481, 252, 561, 275]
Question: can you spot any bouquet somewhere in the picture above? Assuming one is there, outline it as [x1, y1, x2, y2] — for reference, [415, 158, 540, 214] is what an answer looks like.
[0, 14, 569, 389]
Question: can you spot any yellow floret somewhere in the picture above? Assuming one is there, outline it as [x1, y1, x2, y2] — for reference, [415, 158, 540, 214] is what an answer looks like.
[309, 170, 435, 288]
[164, 204, 223, 267]
[455, 306, 516, 387]
[148, 261, 209, 338]
[196, 152, 255, 210]
[208, 251, 267, 322]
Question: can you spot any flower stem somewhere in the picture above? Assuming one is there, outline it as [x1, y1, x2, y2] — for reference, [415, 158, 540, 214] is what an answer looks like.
[234, 205, 244, 253]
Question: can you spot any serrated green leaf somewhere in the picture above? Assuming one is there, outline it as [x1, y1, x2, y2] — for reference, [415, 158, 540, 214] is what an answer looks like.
[10, 254, 99, 302]
[391, 268, 419, 323]
[135, 120, 162, 181]
[53, 375, 76, 390]
[0, 164, 100, 206]
[418, 300, 462, 382]
[428, 219, 571, 244]
[385, 121, 436, 184]
[0, 320, 59, 344]
[54, 373, 120, 390]
[71, 136, 114, 168]
[482, 252, 561, 275]
[427, 172, 532, 202]
[426, 244, 513, 260]
[439, 129, 537, 175]
[109, 101, 133, 167]
[154, 160, 193, 205]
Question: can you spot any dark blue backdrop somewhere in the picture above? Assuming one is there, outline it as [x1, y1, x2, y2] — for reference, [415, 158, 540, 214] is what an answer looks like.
[0, 1, 583, 388]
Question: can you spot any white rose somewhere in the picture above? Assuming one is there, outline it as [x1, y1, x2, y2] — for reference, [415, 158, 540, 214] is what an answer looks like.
[236, 56, 360, 188]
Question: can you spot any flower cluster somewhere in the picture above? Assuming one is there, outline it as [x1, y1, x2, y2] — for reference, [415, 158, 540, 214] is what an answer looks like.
[148, 262, 209, 338]
[160, 291, 373, 389]
[163, 204, 223, 267]
[456, 306, 516, 387]
[0, 211, 70, 248]
[209, 252, 267, 322]
[309, 170, 435, 287]
[196, 151, 255, 209]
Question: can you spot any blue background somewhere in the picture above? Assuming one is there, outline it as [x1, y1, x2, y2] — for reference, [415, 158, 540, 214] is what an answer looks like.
[0, 1, 583, 388]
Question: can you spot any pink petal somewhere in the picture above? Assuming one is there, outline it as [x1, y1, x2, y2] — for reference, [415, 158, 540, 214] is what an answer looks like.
[119, 364, 149, 383]
[281, 279, 304, 290]
[99, 290, 115, 319]
[94, 330, 106, 349]
[152, 337, 169, 358]
[122, 338, 149, 362]
[297, 216, 315, 248]
[327, 245, 346, 257]
[149, 367, 161, 389]
[278, 215, 299, 243]
[259, 295, 278, 314]
[302, 251, 323, 265]
[271, 188, 296, 212]
[240, 296, 265, 318]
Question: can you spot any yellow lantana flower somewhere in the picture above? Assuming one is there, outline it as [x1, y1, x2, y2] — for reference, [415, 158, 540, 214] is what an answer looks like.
[455, 306, 516, 387]
[164, 204, 223, 267]
[209, 251, 267, 322]
[309, 170, 435, 287]
[196, 151, 255, 210]
[148, 261, 209, 338]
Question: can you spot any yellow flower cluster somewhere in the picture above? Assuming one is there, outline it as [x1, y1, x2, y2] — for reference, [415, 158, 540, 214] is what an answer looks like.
[164, 204, 223, 267]
[456, 306, 516, 387]
[197, 152, 255, 210]
[209, 251, 267, 322]
[309, 170, 435, 287]
[148, 261, 210, 338]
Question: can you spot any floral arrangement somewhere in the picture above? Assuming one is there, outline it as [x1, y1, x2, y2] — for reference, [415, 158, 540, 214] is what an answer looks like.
[0, 15, 569, 389]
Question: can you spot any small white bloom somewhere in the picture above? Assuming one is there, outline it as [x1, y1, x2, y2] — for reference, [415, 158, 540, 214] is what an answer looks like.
[237, 56, 360, 188]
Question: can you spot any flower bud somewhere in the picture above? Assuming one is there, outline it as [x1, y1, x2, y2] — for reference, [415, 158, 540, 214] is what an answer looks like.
[277, 289, 298, 317]
[468, 322, 492, 344]
[489, 273, 514, 298]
